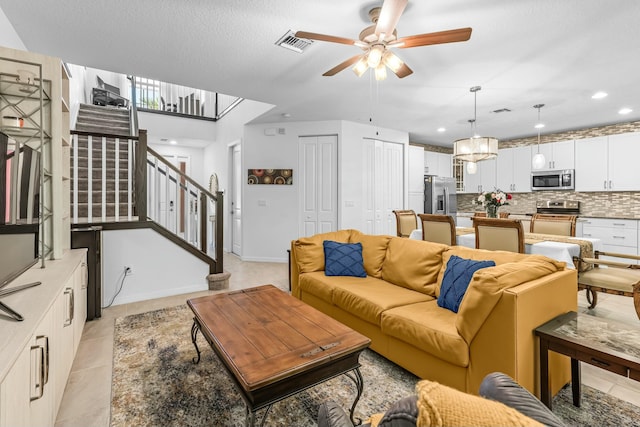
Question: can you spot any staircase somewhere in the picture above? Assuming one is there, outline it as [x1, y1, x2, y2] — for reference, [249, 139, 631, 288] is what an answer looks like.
[72, 104, 133, 220]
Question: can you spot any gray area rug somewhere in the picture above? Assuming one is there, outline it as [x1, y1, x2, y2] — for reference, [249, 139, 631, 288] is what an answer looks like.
[111, 305, 640, 426]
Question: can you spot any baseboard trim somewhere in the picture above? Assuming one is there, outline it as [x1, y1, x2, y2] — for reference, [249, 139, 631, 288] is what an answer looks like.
[108, 283, 208, 306]
[239, 256, 288, 263]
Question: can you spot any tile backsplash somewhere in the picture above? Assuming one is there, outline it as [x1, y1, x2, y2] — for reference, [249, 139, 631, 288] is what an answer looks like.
[458, 191, 640, 218]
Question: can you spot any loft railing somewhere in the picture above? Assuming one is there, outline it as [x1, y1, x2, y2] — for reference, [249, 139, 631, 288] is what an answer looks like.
[69, 129, 223, 273]
[130, 76, 243, 121]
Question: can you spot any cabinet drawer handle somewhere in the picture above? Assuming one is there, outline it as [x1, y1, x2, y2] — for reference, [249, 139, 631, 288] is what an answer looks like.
[591, 357, 611, 368]
[36, 335, 49, 384]
[613, 223, 626, 226]
[64, 288, 73, 326]
[30, 345, 45, 401]
[583, 233, 592, 237]
[612, 236, 626, 239]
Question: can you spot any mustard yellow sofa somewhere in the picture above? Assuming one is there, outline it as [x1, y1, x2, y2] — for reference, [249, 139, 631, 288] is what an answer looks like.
[290, 229, 577, 397]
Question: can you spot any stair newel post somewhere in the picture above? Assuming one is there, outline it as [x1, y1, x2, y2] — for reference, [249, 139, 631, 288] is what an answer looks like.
[199, 192, 207, 255]
[215, 191, 224, 273]
[135, 129, 148, 221]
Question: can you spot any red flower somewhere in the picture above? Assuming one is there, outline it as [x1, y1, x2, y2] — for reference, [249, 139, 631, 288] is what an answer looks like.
[507, 193, 513, 200]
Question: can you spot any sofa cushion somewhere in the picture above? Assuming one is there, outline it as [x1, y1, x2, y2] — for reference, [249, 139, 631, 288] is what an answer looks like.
[294, 230, 356, 273]
[323, 240, 366, 277]
[438, 256, 495, 313]
[331, 280, 433, 325]
[351, 233, 391, 279]
[381, 238, 449, 297]
[415, 380, 543, 427]
[435, 246, 549, 297]
[298, 272, 375, 304]
[456, 258, 564, 344]
[381, 300, 469, 367]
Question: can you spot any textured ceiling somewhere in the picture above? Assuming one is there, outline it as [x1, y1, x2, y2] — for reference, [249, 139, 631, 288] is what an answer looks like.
[2, 0, 639, 147]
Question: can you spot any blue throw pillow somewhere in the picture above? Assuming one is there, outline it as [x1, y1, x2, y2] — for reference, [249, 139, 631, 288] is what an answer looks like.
[438, 255, 495, 313]
[323, 240, 366, 277]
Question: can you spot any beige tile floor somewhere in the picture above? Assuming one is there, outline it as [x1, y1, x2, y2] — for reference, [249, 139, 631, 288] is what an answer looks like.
[54, 254, 640, 426]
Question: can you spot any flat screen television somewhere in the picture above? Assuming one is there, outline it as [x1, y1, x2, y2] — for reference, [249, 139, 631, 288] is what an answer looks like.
[0, 131, 41, 303]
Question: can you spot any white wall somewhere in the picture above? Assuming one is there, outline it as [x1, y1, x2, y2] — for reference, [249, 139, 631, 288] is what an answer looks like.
[0, 7, 25, 50]
[102, 228, 209, 306]
[242, 120, 408, 262]
[148, 143, 206, 189]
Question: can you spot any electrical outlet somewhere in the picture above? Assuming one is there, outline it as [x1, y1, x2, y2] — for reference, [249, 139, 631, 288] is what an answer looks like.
[125, 266, 133, 275]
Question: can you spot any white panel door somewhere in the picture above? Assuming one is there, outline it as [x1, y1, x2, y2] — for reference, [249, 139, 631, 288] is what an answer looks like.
[374, 140, 384, 234]
[299, 135, 338, 238]
[362, 139, 376, 234]
[317, 136, 338, 233]
[231, 144, 242, 255]
[383, 142, 404, 236]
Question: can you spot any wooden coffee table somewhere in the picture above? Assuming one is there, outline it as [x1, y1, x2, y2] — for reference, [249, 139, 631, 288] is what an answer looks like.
[535, 311, 640, 409]
[187, 285, 371, 426]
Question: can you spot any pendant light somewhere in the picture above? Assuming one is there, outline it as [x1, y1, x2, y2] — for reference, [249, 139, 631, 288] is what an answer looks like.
[531, 104, 546, 170]
[464, 120, 478, 174]
[453, 86, 498, 163]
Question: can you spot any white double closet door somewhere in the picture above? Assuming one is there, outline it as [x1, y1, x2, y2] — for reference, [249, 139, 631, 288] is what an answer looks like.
[363, 138, 404, 236]
[298, 135, 338, 238]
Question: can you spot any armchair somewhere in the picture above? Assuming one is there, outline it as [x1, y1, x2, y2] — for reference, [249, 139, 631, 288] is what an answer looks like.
[576, 250, 640, 319]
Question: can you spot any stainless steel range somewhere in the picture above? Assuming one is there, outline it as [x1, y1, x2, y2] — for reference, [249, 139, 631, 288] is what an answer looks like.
[536, 200, 580, 215]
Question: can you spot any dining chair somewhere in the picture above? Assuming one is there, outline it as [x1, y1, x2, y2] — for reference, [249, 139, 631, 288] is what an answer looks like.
[530, 213, 577, 236]
[418, 214, 456, 245]
[393, 210, 418, 238]
[474, 217, 525, 253]
[473, 212, 510, 219]
[575, 251, 640, 320]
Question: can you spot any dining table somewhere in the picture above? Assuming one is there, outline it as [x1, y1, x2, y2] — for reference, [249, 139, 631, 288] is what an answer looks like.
[409, 227, 602, 270]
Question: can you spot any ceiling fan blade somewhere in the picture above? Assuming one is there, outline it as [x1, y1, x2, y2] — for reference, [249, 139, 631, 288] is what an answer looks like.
[396, 27, 472, 48]
[322, 55, 363, 76]
[392, 63, 413, 79]
[295, 31, 358, 46]
[375, 0, 408, 38]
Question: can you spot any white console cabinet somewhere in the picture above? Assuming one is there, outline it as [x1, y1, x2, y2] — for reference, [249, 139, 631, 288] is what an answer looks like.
[0, 250, 87, 427]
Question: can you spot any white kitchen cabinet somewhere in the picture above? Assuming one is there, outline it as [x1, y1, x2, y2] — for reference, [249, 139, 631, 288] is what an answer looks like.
[497, 146, 532, 193]
[461, 158, 496, 194]
[574, 136, 607, 191]
[424, 151, 452, 177]
[575, 133, 640, 192]
[456, 216, 473, 227]
[607, 132, 640, 191]
[409, 146, 425, 192]
[578, 218, 638, 263]
[537, 140, 575, 171]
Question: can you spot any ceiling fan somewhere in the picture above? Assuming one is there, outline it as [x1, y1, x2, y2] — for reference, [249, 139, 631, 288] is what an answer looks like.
[295, 0, 472, 80]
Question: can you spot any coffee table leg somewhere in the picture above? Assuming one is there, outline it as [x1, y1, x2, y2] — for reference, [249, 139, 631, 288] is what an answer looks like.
[191, 320, 202, 364]
[344, 367, 365, 426]
[571, 358, 581, 407]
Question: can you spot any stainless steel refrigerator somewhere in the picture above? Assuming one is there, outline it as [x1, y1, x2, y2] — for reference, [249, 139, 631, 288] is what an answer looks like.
[424, 176, 457, 219]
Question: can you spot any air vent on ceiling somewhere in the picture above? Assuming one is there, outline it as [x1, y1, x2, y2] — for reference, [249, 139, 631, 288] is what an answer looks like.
[275, 30, 313, 53]
[492, 108, 512, 114]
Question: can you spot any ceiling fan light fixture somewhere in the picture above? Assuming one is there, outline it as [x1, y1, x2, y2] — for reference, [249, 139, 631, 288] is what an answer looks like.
[352, 56, 369, 77]
[375, 63, 387, 81]
[367, 45, 384, 68]
[383, 51, 404, 73]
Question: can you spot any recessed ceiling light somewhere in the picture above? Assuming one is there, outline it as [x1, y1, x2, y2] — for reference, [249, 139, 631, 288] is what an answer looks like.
[619, 108, 633, 115]
[170, 140, 177, 145]
[437, 127, 446, 132]
[592, 91, 608, 99]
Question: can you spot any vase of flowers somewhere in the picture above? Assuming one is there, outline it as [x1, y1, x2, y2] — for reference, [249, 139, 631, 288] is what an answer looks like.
[477, 190, 512, 218]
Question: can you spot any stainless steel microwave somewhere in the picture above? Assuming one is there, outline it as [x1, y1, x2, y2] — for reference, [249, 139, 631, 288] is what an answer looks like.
[531, 169, 574, 191]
